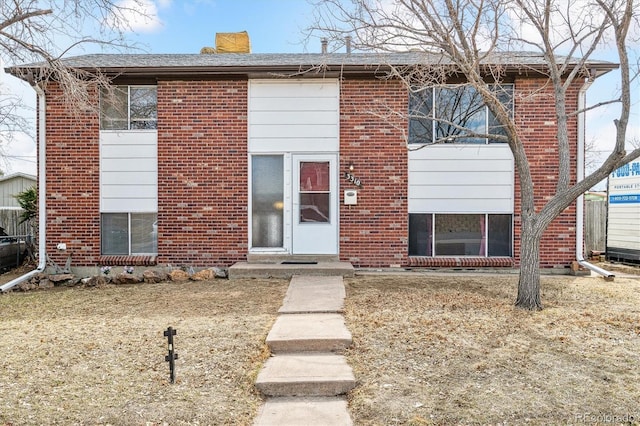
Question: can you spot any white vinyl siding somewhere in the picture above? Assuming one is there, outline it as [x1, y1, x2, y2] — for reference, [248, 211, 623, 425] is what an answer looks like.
[607, 161, 640, 253]
[409, 144, 514, 213]
[249, 79, 340, 153]
[100, 131, 157, 212]
[607, 209, 640, 251]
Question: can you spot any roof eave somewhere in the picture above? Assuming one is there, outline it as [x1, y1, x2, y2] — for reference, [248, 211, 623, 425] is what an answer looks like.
[101, 64, 393, 77]
[5, 57, 619, 81]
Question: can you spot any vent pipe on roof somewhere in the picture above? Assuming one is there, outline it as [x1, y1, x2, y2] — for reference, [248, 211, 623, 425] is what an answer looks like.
[321, 38, 328, 54]
[345, 36, 352, 54]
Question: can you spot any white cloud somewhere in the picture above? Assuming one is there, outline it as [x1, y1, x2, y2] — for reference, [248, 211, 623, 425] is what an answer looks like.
[3, 131, 37, 176]
[505, 0, 617, 53]
[112, 0, 165, 33]
[0, 64, 37, 176]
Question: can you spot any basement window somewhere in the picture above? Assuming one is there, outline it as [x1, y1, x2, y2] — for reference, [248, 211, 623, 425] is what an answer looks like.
[101, 213, 157, 255]
[409, 213, 512, 257]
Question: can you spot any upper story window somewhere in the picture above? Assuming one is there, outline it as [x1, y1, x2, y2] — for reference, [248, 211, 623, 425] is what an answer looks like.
[409, 84, 513, 144]
[100, 85, 157, 130]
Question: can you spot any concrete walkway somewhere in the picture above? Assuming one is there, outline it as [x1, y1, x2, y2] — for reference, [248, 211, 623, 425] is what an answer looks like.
[254, 275, 355, 425]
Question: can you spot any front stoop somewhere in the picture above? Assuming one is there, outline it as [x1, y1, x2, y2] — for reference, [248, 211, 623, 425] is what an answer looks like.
[255, 353, 356, 397]
[253, 397, 353, 426]
[228, 261, 354, 279]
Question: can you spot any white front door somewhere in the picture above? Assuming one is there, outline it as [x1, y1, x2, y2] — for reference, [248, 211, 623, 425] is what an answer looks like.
[292, 154, 338, 254]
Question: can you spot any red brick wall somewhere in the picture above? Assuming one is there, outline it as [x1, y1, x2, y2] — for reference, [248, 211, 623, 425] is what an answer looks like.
[43, 83, 101, 266]
[513, 77, 581, 269]
[156, 79, 248, 266]
[339, 79, 408, 267]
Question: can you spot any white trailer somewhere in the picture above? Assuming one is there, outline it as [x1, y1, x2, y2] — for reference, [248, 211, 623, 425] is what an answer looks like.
[606, 160, 640, 263]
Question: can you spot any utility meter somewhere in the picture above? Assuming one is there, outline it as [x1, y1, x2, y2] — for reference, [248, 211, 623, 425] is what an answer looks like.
[344, 190, 358, 205]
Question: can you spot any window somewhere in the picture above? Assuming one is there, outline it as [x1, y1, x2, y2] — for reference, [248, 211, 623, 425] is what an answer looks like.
[101, 213, 157, 255]
[409, 213, 512, 257]
[409, 84, 513, 144]
[100, 86, 157, 130]
[299, 161, 330, 223]
[251, 155, 284, 248]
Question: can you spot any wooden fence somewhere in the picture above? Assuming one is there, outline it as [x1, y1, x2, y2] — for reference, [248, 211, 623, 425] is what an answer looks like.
[0, 209, 33, 237]
[585, 200, 606, 255]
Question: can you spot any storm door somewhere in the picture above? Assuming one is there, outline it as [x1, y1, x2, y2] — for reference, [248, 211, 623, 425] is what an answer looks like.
[292, 154, 338, 254]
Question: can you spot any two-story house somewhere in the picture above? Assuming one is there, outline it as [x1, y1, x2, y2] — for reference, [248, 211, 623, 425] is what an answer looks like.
[6, 51, 615, 273]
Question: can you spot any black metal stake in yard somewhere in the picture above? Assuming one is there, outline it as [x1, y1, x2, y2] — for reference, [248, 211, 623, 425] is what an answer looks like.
[164, 327, 178, 384]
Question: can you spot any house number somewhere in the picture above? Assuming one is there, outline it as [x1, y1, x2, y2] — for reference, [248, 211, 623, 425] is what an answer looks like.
[345, 172, 362, 187]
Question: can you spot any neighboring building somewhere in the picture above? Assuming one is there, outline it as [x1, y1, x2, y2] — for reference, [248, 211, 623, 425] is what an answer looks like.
[0, 172, 37, 236]
[6, 52, 615, 271]
[606, 161, 640, 263]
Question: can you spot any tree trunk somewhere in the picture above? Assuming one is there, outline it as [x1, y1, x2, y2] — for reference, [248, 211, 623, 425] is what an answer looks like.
[516, 219, 543, 310]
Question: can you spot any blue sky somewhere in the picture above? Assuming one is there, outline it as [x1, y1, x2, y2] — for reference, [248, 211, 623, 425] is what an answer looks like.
[105, 0, 319, 55]
[1, 0, 637, 188]
[1, 0, 320, 176]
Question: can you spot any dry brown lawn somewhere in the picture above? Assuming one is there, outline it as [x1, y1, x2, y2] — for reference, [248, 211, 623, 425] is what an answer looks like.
[344, 273, 640, 425]
[0, 278, 288, 425]
[1, 269, 639, 425]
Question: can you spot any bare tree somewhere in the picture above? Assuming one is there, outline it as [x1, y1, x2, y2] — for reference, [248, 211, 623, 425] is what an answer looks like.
[0, 88, 29, 170]
[0, 1, 149, 119]
[308, 0, 640, 310]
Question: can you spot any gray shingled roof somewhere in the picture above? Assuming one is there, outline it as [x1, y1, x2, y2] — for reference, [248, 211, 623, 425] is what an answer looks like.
[41, 51, 557, 67]
[6, 51, 617, 79]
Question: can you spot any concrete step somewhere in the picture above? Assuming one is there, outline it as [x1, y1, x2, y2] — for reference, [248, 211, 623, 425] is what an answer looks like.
[253, 397, 352, 426]
[266, 313, 352, 353]
[279, 275, 346, 314]
[247, 254, 340, 264]
[256, 353, 356, 397]
[228, 261, 354, 280]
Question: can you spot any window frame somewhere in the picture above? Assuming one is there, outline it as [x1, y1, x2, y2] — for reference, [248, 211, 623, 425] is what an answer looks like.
[101, 212, 158, 256]
[408, 84, 514, 145]
[408, 213, 513, 257]
[100, 85, 158, 131]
